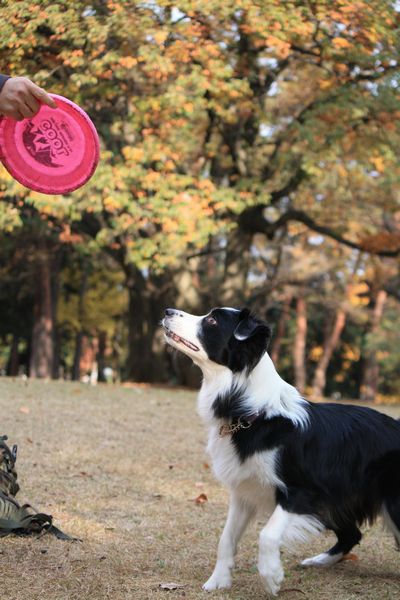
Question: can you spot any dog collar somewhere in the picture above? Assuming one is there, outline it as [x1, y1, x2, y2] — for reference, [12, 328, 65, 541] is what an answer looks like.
[219, 411, 264, 437]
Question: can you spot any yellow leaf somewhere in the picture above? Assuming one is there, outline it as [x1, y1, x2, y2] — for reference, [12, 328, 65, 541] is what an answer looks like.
[370, 156, 384, 172]
[319, 79, 334, 90]
[348, 283, 369, 307]
[332, 37, 351, 49]
[119, 56, 137, 68]
[153, 30, 168, 45]
[309, 346, 323, 361]
[122, 146, 144, 162]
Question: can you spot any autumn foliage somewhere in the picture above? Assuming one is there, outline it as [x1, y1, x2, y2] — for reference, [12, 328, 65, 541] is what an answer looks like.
[0, 1, 399, 399]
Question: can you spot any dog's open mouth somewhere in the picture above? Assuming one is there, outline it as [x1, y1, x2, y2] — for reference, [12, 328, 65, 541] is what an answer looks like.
[164, 326, 200, 352]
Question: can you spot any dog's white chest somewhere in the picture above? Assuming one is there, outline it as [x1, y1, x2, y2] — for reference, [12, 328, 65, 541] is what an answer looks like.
[206, 427, 281, 511]
[206, 428, 243, 486]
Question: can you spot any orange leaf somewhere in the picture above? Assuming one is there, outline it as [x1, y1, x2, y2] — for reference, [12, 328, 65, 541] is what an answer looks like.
[194, 493, 208, 505]
[342, 553, 358, 562]
[370, 156, 384, 172]
[332, 37, 351, 49]
[119, 56, 137, 68]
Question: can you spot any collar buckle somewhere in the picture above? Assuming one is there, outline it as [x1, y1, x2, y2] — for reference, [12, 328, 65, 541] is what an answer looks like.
[219, 415, 253, 437]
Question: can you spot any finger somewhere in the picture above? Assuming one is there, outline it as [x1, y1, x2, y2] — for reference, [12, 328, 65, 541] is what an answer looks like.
[20, 102, 36, 118]
[10, 109, 24, 121]
[23, 96, 40, 117]
[29, 84, 57, 108]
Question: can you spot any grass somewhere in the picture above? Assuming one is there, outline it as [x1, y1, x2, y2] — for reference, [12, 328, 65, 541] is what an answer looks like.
[0, 378, 399, 600]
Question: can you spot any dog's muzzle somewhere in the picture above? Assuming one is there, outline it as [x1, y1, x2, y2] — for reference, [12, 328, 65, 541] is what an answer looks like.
[163, 323, 200, 352]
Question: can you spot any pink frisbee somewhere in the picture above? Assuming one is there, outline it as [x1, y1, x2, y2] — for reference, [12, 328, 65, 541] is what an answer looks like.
[0, 94, 100, 194]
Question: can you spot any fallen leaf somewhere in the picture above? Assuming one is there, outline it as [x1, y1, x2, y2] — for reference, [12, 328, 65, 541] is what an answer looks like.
[342, 553, 358, 561]
[194, 493, 208, 505]
[159, 582, 185, 590]
[79, 471, 92, 477]
[202, 462, 210, 469]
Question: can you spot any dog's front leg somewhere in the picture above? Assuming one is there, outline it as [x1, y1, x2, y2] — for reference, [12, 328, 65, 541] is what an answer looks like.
[203, 493, 255, 592]
[258, 505, 289, 596]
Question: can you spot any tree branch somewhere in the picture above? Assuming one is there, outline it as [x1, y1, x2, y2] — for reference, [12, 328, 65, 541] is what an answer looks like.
[239, 208, 400, 257]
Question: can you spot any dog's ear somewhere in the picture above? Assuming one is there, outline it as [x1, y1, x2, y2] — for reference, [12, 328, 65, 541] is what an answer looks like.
[227, 309, 271, 372]
[233, 310, 271, 343]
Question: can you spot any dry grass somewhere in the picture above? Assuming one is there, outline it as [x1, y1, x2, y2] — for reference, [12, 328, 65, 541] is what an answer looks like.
[0, 378, 399, 600]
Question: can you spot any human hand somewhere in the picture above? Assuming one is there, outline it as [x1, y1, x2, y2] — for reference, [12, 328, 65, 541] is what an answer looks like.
[0, 77, 57, 120]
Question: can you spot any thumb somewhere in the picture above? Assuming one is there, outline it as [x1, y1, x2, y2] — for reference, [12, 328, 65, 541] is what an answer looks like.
[29, 83, 57, 109]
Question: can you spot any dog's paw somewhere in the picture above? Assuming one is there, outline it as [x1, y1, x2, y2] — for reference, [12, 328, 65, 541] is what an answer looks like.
[259, 564, 284, 596]
[202, 570, 232, 592]
[301, 552, 342, 568]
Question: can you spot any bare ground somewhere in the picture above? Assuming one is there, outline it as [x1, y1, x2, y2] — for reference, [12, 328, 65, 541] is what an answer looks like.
[0, 378, 399, 600]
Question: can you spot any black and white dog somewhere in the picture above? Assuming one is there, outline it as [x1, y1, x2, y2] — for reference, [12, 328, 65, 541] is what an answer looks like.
[162, 306, 400, 596]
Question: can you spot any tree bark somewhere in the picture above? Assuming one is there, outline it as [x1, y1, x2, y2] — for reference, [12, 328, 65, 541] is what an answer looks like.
[52, 328, 62, 380]
[125, 268, 173, 382]
[29, 252, 54, 378]
[270, 295, 292, 365]
[7, 335, 19, 376]
[360, 289, 387, 402]
[51, 248, 63, 379]
[293, 292, 307, 395]
[97, 330, 107, 382]
[311, 308, 347, 398]
[71, 267, 89, 381]
[221, 229, 252, 305]
[72, 331, 84, 381]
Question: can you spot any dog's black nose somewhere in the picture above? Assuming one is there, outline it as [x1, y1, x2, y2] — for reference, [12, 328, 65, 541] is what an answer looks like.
[165, 308, 185, 318]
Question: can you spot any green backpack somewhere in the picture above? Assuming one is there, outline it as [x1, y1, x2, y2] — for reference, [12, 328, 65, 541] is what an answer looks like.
[0, 435, 77, 540]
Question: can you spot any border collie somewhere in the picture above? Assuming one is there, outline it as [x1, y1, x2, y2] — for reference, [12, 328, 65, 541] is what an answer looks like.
[162, 306, 400, 595]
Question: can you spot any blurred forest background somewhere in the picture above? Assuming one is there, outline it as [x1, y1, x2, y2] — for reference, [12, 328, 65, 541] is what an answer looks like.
[0, 0, 400, 402]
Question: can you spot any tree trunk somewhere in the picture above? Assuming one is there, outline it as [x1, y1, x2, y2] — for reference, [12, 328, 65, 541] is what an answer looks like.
[72, 331, 84, 381]
[293, 292, 307, 395]
[125, 268, 174, 382]
[311, 254, 361, 399]
[29, 253, 54, 378]
[7, 335, 19, 376]
[97, 330, 107, 382]
[360, 289, 387, 402]
[311, 308, 347, 399]
[52, 328, 62, 380]
[221, 229, 252, 305]
[270, 295, 292, 365]
[71, 267, 89, 381]
[51, 248, 63, 379]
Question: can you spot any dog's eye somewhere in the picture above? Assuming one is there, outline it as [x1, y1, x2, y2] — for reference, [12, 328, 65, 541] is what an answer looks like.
[206, 316, 217, 326]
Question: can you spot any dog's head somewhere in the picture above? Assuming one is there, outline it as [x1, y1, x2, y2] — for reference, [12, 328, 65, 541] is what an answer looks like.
[162, 307, 271, 373]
